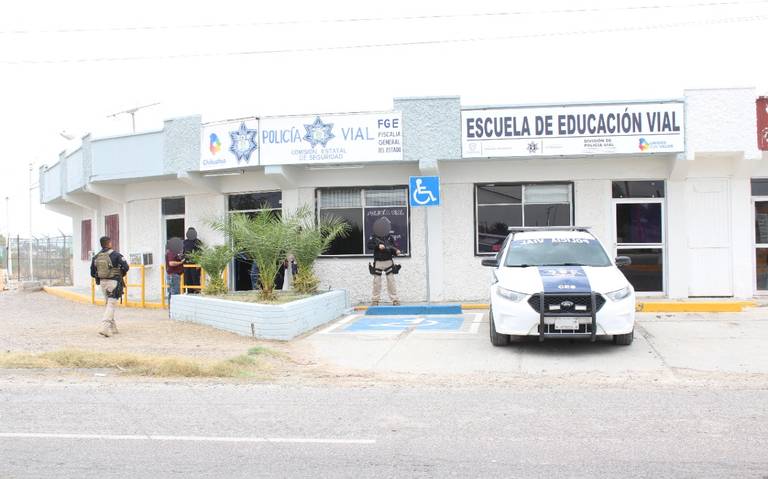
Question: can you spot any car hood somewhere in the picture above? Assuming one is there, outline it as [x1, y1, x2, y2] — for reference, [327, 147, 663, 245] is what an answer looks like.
[494, 265, 630, 295]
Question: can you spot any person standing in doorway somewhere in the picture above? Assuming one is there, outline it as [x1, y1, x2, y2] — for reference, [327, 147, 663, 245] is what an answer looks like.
[166, 237, 184, 306]
[182, 227, 203, 294]
[90, 236, 129, 337]
[367, 217, 401, 306]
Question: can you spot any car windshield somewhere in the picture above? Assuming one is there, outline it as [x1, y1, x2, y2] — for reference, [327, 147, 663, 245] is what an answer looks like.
[504, 237, 612, 267]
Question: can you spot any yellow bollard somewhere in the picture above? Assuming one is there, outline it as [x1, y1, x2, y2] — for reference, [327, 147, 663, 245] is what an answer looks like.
[160, 264, 167, 309]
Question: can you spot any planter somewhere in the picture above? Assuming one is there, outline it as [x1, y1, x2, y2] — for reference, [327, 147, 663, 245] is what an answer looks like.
[170, 290, 348, 340]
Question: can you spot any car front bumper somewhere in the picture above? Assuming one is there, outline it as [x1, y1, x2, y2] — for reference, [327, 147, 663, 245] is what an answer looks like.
[491, 289, 635, 338]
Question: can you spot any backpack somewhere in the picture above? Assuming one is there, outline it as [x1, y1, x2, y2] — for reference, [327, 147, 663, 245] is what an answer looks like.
[94, 250, 121, 279]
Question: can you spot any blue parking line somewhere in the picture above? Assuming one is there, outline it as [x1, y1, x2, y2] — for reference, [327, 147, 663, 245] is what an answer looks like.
[344, 315, 465, 332]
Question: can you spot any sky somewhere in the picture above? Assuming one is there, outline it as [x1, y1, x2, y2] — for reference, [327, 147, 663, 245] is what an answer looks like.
[0, 0, 766, 236]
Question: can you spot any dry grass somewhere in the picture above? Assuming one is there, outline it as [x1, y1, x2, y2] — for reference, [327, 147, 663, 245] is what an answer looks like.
[0, 347, 281, 378]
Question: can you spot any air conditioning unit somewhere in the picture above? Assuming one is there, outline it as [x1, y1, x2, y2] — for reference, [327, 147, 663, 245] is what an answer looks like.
[128, 252, 154, 266]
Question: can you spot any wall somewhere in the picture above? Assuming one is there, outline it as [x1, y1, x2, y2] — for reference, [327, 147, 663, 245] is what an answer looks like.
[126, 199, 162, 301]
[65, 149, 85, 193]
[90, 131, 164, 181]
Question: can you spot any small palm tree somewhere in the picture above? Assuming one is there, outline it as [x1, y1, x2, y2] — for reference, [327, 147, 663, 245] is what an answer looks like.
[186, 244, 234, 295]
[211, 210, 293, 301]
[288, 206, 350, 294]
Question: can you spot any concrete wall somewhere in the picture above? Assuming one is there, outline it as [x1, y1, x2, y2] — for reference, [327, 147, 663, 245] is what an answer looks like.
[170, 289, 348, 340]
[91, 131, 164, 181]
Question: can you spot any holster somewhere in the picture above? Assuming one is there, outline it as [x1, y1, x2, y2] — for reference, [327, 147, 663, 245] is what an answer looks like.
[369, 263, 401, 276]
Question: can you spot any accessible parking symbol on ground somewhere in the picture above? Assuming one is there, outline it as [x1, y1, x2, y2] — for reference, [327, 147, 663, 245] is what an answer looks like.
[319, 313, 483, 334]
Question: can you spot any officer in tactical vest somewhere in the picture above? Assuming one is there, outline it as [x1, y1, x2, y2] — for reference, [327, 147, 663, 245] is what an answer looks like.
[367, 216, 401, 306]
[90, 236, 129, 337]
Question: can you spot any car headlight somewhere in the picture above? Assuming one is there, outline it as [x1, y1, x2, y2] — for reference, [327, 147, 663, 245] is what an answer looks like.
[495, 286, 526, 302]
[605, 286, 632, 301]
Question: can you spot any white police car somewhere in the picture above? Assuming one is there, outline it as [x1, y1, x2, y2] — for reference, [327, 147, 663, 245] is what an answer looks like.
[482, 227, 635, 346]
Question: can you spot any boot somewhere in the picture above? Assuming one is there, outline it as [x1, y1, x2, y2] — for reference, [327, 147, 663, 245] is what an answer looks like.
[393, 300, 401, 306]
[110, 322, 119, 335]
[371, 301, 379, 307]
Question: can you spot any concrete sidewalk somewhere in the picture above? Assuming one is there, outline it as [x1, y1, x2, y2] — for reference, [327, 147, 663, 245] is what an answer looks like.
[304, 309, 768, 376]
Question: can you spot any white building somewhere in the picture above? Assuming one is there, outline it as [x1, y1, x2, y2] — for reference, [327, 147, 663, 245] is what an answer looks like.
[40, 88, 767, 304]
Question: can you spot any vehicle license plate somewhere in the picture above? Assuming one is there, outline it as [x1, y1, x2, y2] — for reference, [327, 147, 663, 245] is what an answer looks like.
[554, 318, 580, 330]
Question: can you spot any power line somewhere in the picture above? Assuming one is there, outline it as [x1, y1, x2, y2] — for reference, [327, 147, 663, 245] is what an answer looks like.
[1, 14, 765, 65]
[0, 0, 766, 35]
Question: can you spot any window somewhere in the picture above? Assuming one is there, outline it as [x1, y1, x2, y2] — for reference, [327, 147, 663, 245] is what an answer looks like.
[317, 187, 410, 256]
[612, 181, 665, 198]
[104, 214, 119, 252]
[229, 192, 282, 212]
[752, 179, 768, 197]
[475, 183, 573, 255]
[161, 197, 185, 215]
[80, 219, 92, 260]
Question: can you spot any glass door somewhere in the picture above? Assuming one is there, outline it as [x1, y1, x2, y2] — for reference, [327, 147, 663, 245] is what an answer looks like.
[753, 199, 768, 293]
[613, 199, 665, 294]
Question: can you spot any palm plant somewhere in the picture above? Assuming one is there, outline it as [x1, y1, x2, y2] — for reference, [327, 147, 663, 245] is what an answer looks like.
[288, 206, 350, 294]
[210, 210, 294, 301]
[186, 244, 234, 295]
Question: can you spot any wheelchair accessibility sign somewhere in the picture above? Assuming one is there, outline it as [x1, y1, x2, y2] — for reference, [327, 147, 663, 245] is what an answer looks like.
[409, 176, 440, 207]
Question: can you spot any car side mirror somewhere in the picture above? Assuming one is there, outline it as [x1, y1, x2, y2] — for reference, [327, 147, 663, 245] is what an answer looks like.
[481, 258, 499, 267]
[615, 256, 632, 268]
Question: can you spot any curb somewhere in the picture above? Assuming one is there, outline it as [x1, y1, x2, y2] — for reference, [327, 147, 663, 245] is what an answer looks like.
[353, 300, 758, 313]
[43, 287, 166, 310]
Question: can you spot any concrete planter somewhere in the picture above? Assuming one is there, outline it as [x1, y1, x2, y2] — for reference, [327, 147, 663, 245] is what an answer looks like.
[170, 290, 348, 340]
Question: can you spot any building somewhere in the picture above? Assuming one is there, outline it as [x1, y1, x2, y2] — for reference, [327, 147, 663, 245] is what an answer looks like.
[40, 87, 767, 304]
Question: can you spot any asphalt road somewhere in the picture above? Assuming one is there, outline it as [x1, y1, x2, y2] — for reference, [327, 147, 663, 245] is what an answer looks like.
[1, 380, 767, 478]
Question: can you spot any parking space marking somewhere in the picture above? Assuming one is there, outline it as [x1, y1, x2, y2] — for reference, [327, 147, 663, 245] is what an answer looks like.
[317, 314, 358, 335]
[319, 312, 486, 335]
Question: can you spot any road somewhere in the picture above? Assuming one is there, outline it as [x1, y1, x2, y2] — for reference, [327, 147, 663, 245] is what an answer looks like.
[1, 379, 767, 478]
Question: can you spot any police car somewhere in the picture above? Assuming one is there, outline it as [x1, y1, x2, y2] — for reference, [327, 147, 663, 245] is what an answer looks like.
[482, 227, 635, 346]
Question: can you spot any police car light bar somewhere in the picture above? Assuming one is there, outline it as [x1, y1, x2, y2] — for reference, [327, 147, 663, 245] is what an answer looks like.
[507, 226, 592, 232]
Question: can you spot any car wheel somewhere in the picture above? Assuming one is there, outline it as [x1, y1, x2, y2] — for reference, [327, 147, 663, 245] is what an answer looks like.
[613, 329, 634, 346]
[489, 310, 510, 347]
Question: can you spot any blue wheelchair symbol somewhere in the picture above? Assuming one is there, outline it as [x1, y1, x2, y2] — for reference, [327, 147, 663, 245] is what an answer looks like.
[409, 176, 440, 207]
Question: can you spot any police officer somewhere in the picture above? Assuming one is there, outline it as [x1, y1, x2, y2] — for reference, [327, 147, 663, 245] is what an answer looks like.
[367, 217, 401, 306]
[90, 236, 129, 337]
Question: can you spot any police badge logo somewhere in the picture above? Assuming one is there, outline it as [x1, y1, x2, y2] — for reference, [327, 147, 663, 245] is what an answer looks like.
[228, 122, 258, 164]
[303, 116, 335, 148]
[527, 141, 539, 154]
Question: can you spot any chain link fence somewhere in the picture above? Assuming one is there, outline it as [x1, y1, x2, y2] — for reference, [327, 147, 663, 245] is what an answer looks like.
[5, 235, 72, 286]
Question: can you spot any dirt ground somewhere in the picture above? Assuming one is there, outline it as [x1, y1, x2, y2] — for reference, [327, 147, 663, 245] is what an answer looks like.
[0, 290, 290, 361]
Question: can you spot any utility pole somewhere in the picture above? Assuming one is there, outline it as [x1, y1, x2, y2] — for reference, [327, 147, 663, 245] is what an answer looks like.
[28, 163, 34, 281]
[107, 102, 160, 133]
[4, 196, 9, 273]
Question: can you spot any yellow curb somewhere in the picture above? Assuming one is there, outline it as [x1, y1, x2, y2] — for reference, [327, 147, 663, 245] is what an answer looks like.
[43, 287, 166, 310]
[636, 301, 752, 313]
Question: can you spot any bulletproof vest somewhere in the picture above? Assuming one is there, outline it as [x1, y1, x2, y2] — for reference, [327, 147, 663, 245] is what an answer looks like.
[94, 250, 122, 279]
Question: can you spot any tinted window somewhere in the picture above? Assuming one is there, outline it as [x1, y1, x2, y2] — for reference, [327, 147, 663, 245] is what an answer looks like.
[524, 204, 570, 227]
[612, 181, 665, 198]
[504, 238, 611, 267]
[322, 209, 364, 255]
[752, 179, 768, 197]
[477, 204, 522, 253]
[476, 185, 522, 205]
[228, 192, 282, 211]
[161, 197, 185, 215]
[616, 203, 663, 244]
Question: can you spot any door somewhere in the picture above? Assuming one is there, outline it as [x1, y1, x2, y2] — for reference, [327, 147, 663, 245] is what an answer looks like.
[614, 199, 665, 294]
[104, 214, 120, 252]
[164, 216, 185, 243]
[685, 179, 732, 297]
[753, 198, 768, 293]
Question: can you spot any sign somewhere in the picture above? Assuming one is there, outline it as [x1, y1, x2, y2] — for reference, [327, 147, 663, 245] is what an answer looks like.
[409, 176, 440, 207]
[364, 207, 409, 255]
[260, 112, 402, 165]
[200, 118, 259, 171]
[758, 97, 768, 151]
[462, 101, 685, 158]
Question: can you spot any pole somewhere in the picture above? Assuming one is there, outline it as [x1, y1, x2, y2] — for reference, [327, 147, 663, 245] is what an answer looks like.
[16, 234, 20, 282]
[28, 163, 33, 281]
[424, 208, 431, 304]
[3, 196, 8, 271]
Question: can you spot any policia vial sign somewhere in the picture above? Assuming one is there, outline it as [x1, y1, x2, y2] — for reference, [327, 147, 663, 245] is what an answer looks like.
[462, 101, 685, 158]
[260, 112, 403, 165]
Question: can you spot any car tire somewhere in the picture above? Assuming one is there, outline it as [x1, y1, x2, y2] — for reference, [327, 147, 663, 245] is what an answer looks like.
[489, 310, 510, 347]
[613, 329, 634, 346]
